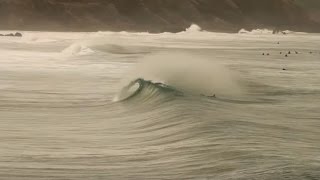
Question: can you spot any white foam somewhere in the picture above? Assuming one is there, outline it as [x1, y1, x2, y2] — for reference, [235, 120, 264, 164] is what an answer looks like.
[238, 28, 274, 35]
[62, 43, 94, 56]
[185, 24, 203, 33]
[238, 28, 299, 35]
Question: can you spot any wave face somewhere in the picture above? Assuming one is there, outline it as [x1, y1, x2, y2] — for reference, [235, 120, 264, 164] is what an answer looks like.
[1, 31, 320, 179]
[0, 0, 319, 32]
[114, 78, 183, 102]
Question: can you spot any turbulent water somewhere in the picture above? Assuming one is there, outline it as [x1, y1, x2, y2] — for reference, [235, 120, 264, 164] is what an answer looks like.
[1, 28, 320, 179]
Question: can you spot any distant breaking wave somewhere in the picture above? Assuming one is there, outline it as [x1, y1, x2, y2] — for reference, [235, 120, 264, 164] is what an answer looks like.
[184, 24, 203, 33]
[62, 43, 94, 56]
[238, 28, 294, 35]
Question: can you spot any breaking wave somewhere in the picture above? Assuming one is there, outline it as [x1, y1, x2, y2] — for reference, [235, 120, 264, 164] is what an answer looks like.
[184, 24, 203, 33]
[238, 28, 294, 35]
[114, 78, 183, 102]
[62, 43, 94, 56]
[114, 53, 243, 102]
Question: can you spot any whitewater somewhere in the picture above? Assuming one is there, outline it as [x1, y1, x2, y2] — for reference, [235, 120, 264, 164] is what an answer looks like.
[1, 26, 320, 179]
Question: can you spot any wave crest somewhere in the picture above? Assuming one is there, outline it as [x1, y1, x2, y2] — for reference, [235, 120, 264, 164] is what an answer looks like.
[114, 78, 182, 102]
[62, 43, 94, 56]
[185, 24, 203, 33]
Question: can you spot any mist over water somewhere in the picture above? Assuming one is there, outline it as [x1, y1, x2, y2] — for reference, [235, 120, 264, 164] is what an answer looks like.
[1, 29, 320, 179]
[118, 53, 243, 98]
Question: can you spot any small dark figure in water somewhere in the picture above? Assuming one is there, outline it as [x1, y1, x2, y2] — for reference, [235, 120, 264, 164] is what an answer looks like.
[211, 94, 216, 98]
[277, 42, 280, 44]
[288, 51, 291, 54]
[295, 51, 298, 54]
[280, 52, 282, 54]
[285, 54, 288, 57]
[283, 68, 287, 71]
[262, 53, 265, 55]
[267, 53, 270, 56]
[309, 52, 313, 54]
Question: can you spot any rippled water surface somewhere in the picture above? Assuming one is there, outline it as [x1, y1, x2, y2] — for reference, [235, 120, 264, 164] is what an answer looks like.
[0, 30, 320, 179]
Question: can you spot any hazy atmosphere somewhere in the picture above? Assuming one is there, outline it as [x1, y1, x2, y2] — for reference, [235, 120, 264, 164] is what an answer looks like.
[1, 0, 320, 32]
[1, 0, 320, 179]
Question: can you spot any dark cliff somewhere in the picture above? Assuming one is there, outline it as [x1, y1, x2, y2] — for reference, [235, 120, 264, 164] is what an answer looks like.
[0, 0, 319, 33]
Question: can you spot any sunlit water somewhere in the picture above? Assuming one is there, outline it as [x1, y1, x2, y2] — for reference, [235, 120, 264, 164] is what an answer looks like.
[0, 29, 320, 179]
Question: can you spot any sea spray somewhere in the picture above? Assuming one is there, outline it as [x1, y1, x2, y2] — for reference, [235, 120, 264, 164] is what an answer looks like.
[116, 53, 243, 100]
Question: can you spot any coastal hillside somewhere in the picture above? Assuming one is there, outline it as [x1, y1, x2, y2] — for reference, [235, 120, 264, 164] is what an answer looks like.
[295, 0, 320, 23]
[0, 0, 319, 32]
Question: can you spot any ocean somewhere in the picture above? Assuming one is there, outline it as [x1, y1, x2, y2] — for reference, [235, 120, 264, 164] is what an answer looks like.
[0, 27, 320, 179]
